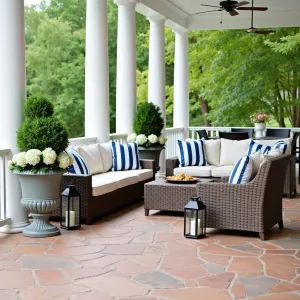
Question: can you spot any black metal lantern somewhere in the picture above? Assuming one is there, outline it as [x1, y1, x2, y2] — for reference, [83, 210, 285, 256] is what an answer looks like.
[184, 196, 206, 239]
[60, 185, 81, 230]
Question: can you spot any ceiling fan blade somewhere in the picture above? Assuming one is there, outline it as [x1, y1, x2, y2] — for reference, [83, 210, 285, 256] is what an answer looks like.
[196, 9, 223, 14]
[232, 1, 249, 7]
[229, 10, 239, 16]
[255, 30, 276, 34]
[237, 7, 268, 11]
[201, 4, 222, 8]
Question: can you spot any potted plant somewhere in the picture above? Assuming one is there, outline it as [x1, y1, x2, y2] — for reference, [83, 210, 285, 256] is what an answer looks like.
[8, 95, 73, 238]
[128, 102, 167, 172]
[250, 112, 270, 138]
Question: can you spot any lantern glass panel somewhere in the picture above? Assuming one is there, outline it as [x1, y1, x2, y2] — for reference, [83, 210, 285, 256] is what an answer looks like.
[61, 195, 80, 228]
[185, 209, 197, 236]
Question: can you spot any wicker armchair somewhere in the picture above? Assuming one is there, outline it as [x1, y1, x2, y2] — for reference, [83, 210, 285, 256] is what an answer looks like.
[196, 155, 290, 240]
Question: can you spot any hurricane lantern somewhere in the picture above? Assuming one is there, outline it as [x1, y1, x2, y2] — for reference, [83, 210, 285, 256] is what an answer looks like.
[60, 185, 81, 230]
[184, 196, 206, 239]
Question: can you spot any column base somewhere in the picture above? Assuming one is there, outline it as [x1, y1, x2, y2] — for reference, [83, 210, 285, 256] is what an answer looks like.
[0, 220, 30, 234]
[155, 172, 166, 179]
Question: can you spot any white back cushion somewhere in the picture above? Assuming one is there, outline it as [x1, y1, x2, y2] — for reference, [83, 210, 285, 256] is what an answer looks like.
[98, 142, 113, 173]
[250, 150, 261, 179]
[74, 144, 104, 175]
[220, 138, 250, 166]
[204, 139, 221, 166]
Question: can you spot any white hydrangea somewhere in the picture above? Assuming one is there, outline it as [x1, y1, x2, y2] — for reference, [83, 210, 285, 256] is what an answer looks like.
[12, 154, 18, 164]
[58, 152, 72, 169]
[25, 149, 42, 166]
[127, 133, 137, 143]
[148, 134, 158, 144]
[158, 135, 167, 145]
[42, 148, 57, 165]
[136, 134, 147, 145]
[8, 160, 13, 167]
[16, 152, 27, 168]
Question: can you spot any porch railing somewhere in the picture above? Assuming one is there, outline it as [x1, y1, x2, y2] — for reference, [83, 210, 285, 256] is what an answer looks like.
[165, 127, 185, 158]
[0, 149, 11, 227]
[110, 133, 128, 144]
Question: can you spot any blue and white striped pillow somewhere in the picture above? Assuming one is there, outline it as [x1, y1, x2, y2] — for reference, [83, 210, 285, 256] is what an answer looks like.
[111, 141, 140, 171]
[229, 155, 253, 184]
[177, 140, 207, 167]
[247, 140, 271, 155]
[67, 149, 89, 175]
[272, 140, 287, 154]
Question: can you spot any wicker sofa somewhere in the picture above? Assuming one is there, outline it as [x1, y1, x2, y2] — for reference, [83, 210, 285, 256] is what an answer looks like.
[53, 138, 155, 224]
[167, 138, 296, 198]
[195, 155, 290, 240]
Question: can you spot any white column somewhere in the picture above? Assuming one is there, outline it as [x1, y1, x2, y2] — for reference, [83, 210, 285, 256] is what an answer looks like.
[148, 16, 166, 177]
[173, 28, 189, 139]
[115, 0, 137, 134]
[85, 0, 110, 143]
[0, 0, 30, 233]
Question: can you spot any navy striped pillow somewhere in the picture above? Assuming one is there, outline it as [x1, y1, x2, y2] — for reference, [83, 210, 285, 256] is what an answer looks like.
[229, 155, 252, 184]
[272, 140, 287, 154]
[66, 149, 89, 175]
[111, 141, 140, 171]
[177, 140, 207, 167]
[247, 140, 271, 155]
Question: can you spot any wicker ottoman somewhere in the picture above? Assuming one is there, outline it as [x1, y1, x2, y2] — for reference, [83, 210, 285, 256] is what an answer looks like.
[144, 178, 214, 216]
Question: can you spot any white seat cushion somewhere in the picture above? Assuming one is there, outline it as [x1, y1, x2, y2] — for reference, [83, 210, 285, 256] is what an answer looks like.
[220, 138, 250, 166]
[92, 174, 118, 197]
[119, 169, 153, 182]
[75, 144, 104, 175]
[174, 166, 217, 177]
[211, 166, 234, 177]
[204, 139, 221, 166]
[96, 171, 139, 189]
[98, 142, 113, 173]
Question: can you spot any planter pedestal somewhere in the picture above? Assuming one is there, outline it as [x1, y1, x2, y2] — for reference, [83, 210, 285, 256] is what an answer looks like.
[16, 171, 63, 238]
[138, 147, 163, 173]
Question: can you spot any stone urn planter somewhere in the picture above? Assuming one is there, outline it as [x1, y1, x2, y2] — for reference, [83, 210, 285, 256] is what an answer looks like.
[15, 171, 63, 238]
[138, 147, 163, 173]
[254, 123, 266, 138]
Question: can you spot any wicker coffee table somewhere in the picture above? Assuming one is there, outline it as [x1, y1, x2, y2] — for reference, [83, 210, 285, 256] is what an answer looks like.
[144, 178, 214, 216]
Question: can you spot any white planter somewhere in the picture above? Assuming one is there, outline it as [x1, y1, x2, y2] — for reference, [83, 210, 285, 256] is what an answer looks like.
[254, 123, 266, 138]
[15, 171, 63, 238]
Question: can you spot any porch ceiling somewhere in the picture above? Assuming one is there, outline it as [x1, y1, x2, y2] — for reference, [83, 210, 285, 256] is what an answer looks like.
[137, 0, 300, 31]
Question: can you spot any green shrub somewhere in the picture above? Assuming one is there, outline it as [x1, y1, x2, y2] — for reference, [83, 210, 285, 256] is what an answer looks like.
[17, 95, 69, 153]
[24, 95, 54, 119]
[133, 102, 164, 137]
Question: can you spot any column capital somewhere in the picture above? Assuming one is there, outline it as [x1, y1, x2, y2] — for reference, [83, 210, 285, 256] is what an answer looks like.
[114, 0, 136, 6]
[147, 15, 166, 24]
[173, 27, 189, 34]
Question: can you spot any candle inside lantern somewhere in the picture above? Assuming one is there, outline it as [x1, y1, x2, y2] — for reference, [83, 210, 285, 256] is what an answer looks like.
[190, 218, 201, 236]
[65, 210, 75, 227]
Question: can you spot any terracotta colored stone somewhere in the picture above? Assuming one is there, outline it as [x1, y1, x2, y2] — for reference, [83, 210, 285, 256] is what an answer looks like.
[215, 235, 252, 246]
[161, 257, 204, 269]
[12, 245, 48, 255]
[262, 255, 299, 280]
[0, 290, 18, 299]
[196, 273, 234, 289]
[0, 270, 34, 289]
[0, 261, 21, 270]
[165, 241, 197, 257]
[41, 283, 90, 298]
[81, 255, 125, 268]
[72, 253, 105, 262]
[265, 250, 296, 255]
[89, 237, 132, 245]
[152, 287, 231, 300]
[251, 241, 281, 250]
[118, 298, 158, 300]
[46, 245, 105, 256]
[114, 259, 150, 275]
[17, 287, 46, 300]
[76, 275, 149, 297]
[131, 255, 161, 268]
[199, 253, 230, 266]
[35, 270, 70, 286]
[93, 228, 131, 237]
[145, 243, 168, 255]
[231, 280, 246, 299]
[252, 294, 300, 300]
[132, 233, 154, 244]
[185, 279, 197, 287]
[268, 281, 300, 293]
[165, 265, 208, 279]
[75, 291, 113, 300]
[198, 244, 255, 256]
[156, 232, 183, 243]
[63, 267, 110, 280]
[51, 238, 86, 248]
[228, 257, 262, 276]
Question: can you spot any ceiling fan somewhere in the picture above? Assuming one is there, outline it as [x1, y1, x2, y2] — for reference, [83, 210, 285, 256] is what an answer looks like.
[196, 0, 268, 16]
[245, 0, 275, 34]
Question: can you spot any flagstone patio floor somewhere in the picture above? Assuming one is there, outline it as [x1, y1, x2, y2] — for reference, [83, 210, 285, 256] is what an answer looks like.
[0, 195, 299, 299]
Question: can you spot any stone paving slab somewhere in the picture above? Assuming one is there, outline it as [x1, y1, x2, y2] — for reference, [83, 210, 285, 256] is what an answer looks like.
[0, 197, 299, 299]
